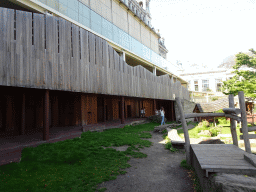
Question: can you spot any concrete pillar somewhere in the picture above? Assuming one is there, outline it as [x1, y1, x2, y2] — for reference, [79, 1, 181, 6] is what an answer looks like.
[21, 93, 26, 135]
[121, 51, 126, 62]
[153, 67, 156, 75]
[43, 90, 50, 141]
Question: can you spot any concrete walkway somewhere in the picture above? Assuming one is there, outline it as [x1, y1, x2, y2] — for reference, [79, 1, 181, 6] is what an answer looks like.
[98, 132, 194, 192]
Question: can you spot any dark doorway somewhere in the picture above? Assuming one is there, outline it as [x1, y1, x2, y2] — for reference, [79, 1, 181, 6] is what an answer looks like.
[0, 95, 6, 133]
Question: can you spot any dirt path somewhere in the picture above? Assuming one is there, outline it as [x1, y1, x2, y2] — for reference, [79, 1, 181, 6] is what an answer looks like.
[98, 131, 194, 192]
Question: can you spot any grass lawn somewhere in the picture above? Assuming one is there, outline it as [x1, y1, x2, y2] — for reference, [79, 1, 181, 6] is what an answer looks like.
[0, 122, 158, 192]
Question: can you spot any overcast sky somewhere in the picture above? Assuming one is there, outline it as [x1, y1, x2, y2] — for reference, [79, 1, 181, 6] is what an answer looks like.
[150, 0, 256, 69]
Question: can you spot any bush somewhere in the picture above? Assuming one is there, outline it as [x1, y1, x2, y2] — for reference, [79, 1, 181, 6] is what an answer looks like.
[209, 127, 220, 137]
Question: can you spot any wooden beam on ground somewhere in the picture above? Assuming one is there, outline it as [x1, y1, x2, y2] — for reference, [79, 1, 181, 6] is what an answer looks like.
[223, 108, 241, 115]
[240, 134, 256, 140]
[43, 90, 50, 141]
[21, 93, 26, 135]
[184, 113, 225, 119]
[229, 94, 238, 146]
[121, 96, 125, 124]
[239, 91, 251, 153]
[176, 97, 191, 165]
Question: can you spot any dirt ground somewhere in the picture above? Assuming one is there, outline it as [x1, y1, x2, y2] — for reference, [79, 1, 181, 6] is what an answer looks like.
[97, 131, 194, 192]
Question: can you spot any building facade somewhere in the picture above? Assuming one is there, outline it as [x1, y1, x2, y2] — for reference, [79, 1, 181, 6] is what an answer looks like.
[0, 0, 192, 165]
[180, 69, 234, 94]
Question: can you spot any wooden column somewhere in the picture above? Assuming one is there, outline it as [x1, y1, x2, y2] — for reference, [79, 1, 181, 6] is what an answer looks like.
[153, 99, 156, 112]
[20, 93, 26, 135]
[238, 91, 251, 153]
[81, 94, 87, 130]
[176, 97, 191, 165]
[229, 94, 238, 146]
[43, 90, 50, 141]
[121, 96, 125, 124]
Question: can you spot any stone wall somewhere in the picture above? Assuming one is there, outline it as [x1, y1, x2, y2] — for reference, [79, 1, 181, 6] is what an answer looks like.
[174, 99, 196, 122]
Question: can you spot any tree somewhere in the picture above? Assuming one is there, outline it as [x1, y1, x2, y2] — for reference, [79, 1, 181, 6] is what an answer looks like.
[222, 48, 256, 99]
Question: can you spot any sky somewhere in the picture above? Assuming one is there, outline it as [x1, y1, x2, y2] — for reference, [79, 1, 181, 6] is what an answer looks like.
[150, 0, 256, 70]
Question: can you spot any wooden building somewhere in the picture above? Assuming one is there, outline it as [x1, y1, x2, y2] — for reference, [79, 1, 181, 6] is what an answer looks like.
[0, 6, 189, 141]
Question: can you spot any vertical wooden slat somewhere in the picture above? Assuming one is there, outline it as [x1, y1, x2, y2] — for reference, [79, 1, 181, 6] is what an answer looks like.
[80, 28, 89, 92]
[0, 8, 9, 85]
[0, 8, 4, 85]
[65, 20, 71, 90]
[57, 17, 65, 90]
[6, 9, 14, 86]
[71, 24, 79, 91]
[45, 15, 54, 89]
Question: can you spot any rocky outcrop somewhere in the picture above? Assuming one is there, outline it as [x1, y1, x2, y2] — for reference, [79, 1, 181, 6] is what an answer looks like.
[199, 139, 225, 144]
[211, 173, 256, 192]
[154, 122, 181, 133]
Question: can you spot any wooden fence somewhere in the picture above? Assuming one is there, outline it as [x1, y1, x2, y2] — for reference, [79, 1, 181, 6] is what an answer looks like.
[0, 7, 189, 100]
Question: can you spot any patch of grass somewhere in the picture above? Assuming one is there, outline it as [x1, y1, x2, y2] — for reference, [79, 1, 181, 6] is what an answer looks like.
[180, 160, 202, 192]
[0, 122, 158, 192]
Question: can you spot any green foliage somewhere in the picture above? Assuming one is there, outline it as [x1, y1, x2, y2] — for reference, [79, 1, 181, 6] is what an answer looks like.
[164, 142, 178, 152]
[222, 48, 256, 99]
[0, 122, 158, 192]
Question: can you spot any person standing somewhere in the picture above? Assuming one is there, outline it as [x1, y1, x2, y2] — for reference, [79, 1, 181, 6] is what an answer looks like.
[140, 108, 143, 118]
[143, 107, 146, 117]
[160, 107, 165, 125]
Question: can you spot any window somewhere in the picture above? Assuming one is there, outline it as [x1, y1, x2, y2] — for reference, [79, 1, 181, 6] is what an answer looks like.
[202, 80, 209, 92]
[194, 80, 198, 91]
[215, 79, 222, 92]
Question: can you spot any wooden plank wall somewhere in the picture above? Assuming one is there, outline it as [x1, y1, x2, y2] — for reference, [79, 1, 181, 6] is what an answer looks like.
[0, 7, 189, 101]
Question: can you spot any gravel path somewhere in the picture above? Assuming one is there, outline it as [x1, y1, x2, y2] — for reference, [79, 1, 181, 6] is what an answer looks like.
[98, 131, 194, 192]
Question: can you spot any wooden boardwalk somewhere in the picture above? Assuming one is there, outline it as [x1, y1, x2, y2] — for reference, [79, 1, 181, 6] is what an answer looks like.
[191, 144, 256, 177]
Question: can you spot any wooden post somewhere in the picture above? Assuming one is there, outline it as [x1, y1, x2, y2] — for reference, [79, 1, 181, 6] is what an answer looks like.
[21, 93, 26, 135]
[43, 90, 50, 141]
[81, 94, 87, 131]
[176, 97, 191, 165]
[121, 96, 125, 124]
[229, 94, 238, 146]
[238, 91, 251, 153]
